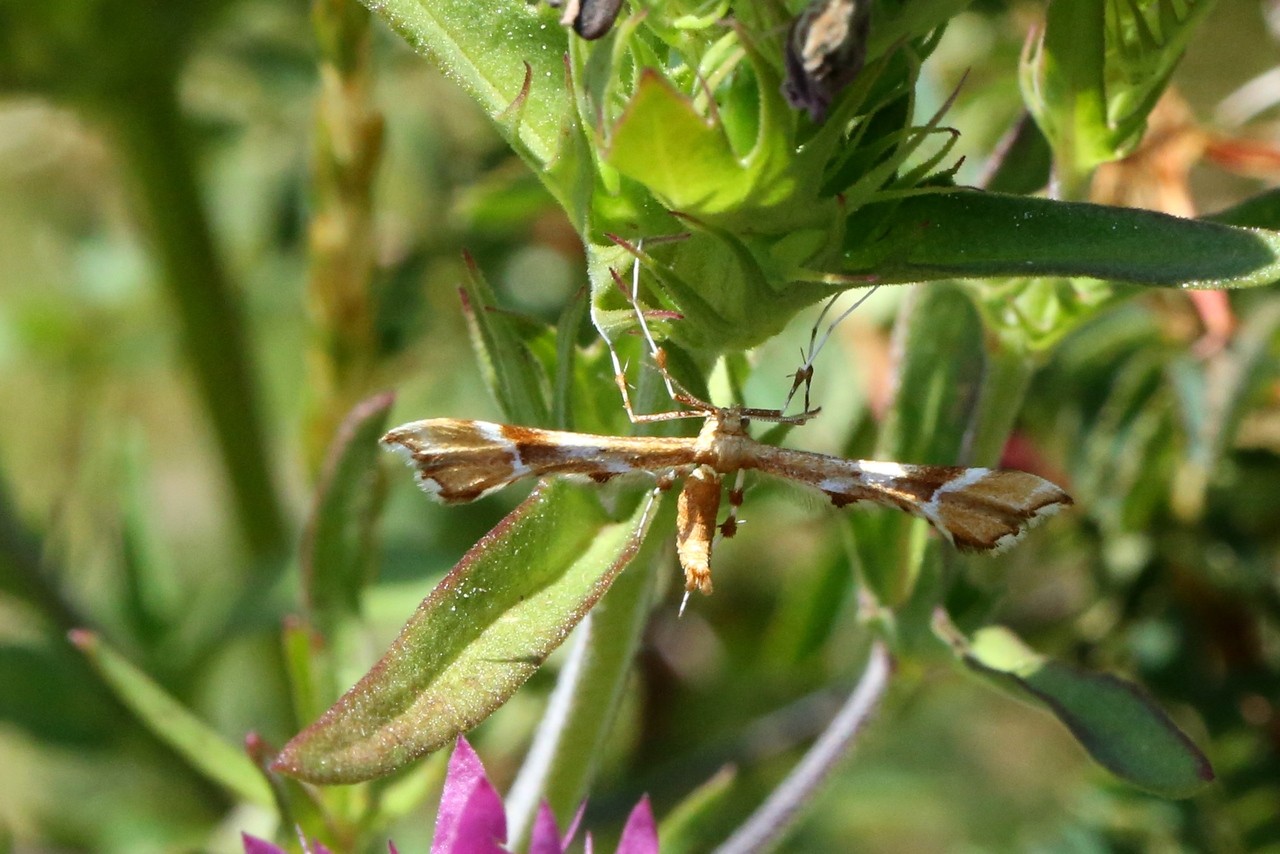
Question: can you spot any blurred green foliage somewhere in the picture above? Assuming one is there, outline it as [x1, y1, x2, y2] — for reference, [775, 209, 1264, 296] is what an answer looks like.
[0, 0, 1278, 851]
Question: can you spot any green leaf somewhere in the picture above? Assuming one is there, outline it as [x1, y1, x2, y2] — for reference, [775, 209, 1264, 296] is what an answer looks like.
[981, 114, 1052, 197]
[551, 284, 590, 431]
[658, 766, 739, 854]
[948, 623, 1215, 798]
[301, 392, 394, 633]
[507, 495, 669, 846]
[1020, 0, 1110, 180]
[1206, 188, 1280, 230]
[117, 427, 179, 646]
[604, 70, 810, 228]
[852, 283, 984, 606]
[359, 0, 570, 169]
[1169, 301, 1280, 519]
[273, 479, 658, 784]
[843, 190, 1280, 288]
[1021, 0, 1215, 186]
[69, 629, 273, 805]
[460, 252, 552, 426]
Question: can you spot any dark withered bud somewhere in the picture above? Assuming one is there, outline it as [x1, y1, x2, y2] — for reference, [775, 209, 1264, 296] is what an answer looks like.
[782, 0, 872, 123]
[546, 0, 625, 40]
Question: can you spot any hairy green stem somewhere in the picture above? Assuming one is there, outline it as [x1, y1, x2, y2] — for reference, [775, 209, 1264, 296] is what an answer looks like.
[506, 493, 668, 847]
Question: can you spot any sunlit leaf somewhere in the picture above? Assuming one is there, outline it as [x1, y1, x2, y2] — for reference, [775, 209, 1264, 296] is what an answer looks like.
[274, 480, 657, 784]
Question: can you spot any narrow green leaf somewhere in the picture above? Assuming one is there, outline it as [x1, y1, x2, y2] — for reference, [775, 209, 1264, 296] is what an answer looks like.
[68, 629, 273, 805]
[551, 285, 589, 431]
[1022, 0, 1110, 180]
[281, 617, 330, 735]
[1206, 188, 1280, 230]
[658, 766, 738, 854]
[117, 427, 178, 645]
[843, 191, 1280, 288]
[981, 114, 1052, 196]
[949, 623, 1215, 798]
[1170, 301, 1280, 519]
[460, 252, 552, 426]
[301, 391, 394, 632]
[273, 479, 657, 784]
[852, 283, 984, 606]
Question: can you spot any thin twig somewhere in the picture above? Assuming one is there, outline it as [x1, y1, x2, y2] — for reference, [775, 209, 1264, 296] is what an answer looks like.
[713, 641, 893, 854]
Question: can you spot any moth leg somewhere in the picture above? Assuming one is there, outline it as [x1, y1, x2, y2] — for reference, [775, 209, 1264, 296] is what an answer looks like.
[717, 468, 747, 540]
[594, 240, 720, 424]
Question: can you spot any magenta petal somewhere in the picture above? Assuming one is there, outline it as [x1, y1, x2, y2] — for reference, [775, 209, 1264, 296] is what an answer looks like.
[431, 737, 508, 854]
[614, 796, 658, 854]
[241, 833, 288, 854]
[560, 804, 588, 850]
[388, 844, 400, 854]
[528, 801, 564, 854]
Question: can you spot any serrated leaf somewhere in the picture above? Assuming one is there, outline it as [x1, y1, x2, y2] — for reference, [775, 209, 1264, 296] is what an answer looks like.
[301, 392, 394, 632]
[843, 190, 1280, 288]
[273, 479, 657, 784]
[956, 624, 1214, 798]
[69, 629, 273, 805]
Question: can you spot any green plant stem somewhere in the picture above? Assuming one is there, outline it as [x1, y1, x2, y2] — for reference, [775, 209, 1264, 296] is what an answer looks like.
[505, 493, 668, 847]
[960, 339, 1037, 467]
[107, 82, 288, 562]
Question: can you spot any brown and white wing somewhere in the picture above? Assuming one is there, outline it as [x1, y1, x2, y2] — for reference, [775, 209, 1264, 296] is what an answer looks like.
[381, 419, 695, 503]
[752, 449, 1071, 552]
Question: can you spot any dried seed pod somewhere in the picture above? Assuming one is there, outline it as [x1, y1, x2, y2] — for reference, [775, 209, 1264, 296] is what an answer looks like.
[782, 0, 872, 123]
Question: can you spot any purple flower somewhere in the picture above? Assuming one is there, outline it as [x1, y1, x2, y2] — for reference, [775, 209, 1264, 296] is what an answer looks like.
[240, 832, 331, 854]
[244, 737, 658, 854]
[432, 736, 507, 853]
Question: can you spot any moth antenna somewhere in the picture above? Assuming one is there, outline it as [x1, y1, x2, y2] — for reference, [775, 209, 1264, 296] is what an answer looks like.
[782, 285, 881, 415]
[627, 242, 683, 403]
